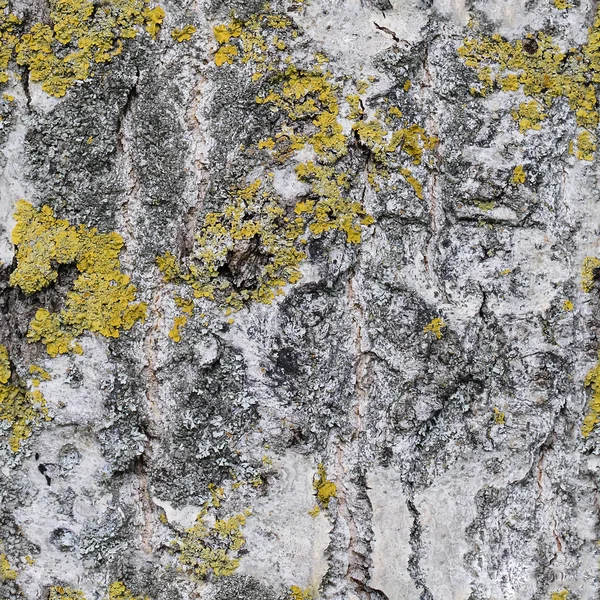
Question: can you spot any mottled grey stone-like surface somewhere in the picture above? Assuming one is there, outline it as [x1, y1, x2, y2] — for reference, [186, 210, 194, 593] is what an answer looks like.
[1, 1, 600, 599]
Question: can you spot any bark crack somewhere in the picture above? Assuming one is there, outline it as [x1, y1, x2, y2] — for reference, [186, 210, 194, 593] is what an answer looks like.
[321, 276, 389, 600]
[407, 497, 434, 600]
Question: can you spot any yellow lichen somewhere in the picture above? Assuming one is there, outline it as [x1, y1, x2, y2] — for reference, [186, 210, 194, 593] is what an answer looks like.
[0, 346, 50, 452]
[108, 581, 149, 600]
[171, 24, 196, 42]
[0, 344, 10, 384]
[346, 94, 364, 120]
[511, 165, 526, 185]
[350, 118, 436, 198]
[295, 162, 373, 243]
[583, 353, 600, 437]
[458, 9, 600, 157]
[29, 364, 52, 381]
[213, 22, 242, 44]
[176, 488, 251, 580]
[290, 586, 313, 600]
[474, 200, 495, 211]
[174, 296, 194, 315]
[356, 79, 369, 94]
[0, 0, 21, 85]
[158, 179, 308, 312]
[313, 463, 336, 509]
[511, 101, 547, 133]
[49, 587, 87, 600]
[389, 105, 402, 118]
[400, 168, 424, 199]
[493, 407, 505, 425]
[582, 256, 600, 292]
[215, 44, 238, 66]
[10, 201, 147, 356]
[0, 553, 17, 581]
[143, 6, 164, 39]
[551, 591, 569, 600]
[574, 130, 597, 161]
[258, 138, 276, 150]
[562, 299, 574, 311]
[9, 0, 164, 98]
[254, 65, 347, 162]
[168, 315, 187, 343]
[217, 9, 435, 184]
[553, 0, 571, 8]
[423, 317, 445, 339]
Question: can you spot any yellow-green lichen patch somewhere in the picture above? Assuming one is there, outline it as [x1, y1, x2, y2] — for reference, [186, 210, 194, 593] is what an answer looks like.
[290, 586, 313, 600]
[572, 130, 597, 161]
[158, 178, 308, 313]
[175, 486, 251, 580]
[215, 44, 238, 66]
[174, 296, 194, 315]
[423, 317, 445, 339]
[562, 299, 574, 311]
[213, 22, 242, 45]
[351, 119, 437, 196]
[551, 591, 569, 600]
[474, 199, 495, 211]
[0, 346, 50, 452]
[493, 407, 505, 425]
[553, 0, 571, 9]
[254, 64, 347, 162]
[49, 586, 87, 600]
[10, 0, 164, 98]
[0, 553, 17, 581]
[581, 256, 600, 292]
[0, 344, 10, 384]
[458, 8, 600, 157]
[168, 315, 187, 342]
[213, 12, 294, 74]
[511, 165, 526, 185]
[143, 5, 165, 39]
[29, 364, 52, 382]
[312, 463, 336, 511]
[171, 25, 196, 42]
[0, 0, 21, 85]
[583, 353, 600, 437]
[252, 61, 436, 192]
[10, 201, 147, 357]
[511, 101, 547, 133]
[216, 9, 435, 185]
[108, 581, 149, 600]
[295, 162, 374, 243]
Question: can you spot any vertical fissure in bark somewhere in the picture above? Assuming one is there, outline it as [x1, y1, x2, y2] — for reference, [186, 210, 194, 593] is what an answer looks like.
[407, 497, 434, 600]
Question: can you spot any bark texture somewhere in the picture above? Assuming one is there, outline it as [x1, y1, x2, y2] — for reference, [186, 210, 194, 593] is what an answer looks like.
[0, 1, 600, 599]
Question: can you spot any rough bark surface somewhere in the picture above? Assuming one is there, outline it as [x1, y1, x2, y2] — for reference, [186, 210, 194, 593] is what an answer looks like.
[1, 1, 600, 599]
